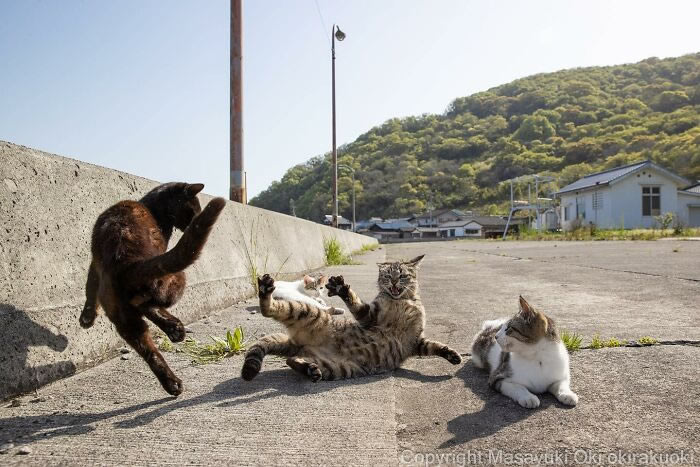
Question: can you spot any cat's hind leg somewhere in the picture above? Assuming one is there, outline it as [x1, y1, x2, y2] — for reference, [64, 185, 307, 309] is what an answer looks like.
[140, 305, 186, 343]
[286, 357, 323, 382]
[79, 261, 101, 328]
[242, 333, 297, 381]
[415, 338, 462, 365]
[113, 309, 183, 396]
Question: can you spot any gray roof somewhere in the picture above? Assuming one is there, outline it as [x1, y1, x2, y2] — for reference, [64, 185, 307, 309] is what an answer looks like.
[323, 215, 352, 225]
[684, 183, 700, 194]
[369, 220, 416, 231]
[554, 161, 689, 196]
[414, 208, 465, 220]
[439, 216, 514, 229]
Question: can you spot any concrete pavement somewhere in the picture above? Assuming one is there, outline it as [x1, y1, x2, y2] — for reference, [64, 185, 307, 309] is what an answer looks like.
[1, 241, 698, 465]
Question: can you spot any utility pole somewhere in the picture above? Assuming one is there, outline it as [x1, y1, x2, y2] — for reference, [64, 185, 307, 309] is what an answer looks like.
[230, 0, 246, 203]
[331, 25, 345, 227]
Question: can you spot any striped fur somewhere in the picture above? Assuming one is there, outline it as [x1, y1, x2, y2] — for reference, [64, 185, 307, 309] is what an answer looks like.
[242, 255, 462, 382]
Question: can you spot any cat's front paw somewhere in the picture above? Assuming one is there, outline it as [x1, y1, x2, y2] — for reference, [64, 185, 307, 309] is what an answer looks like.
[328, 307, 345, 316]
[79, 306, 97, 328]
[556, 391, 578, 406]
[326, 276, 349, 298]
[442, 347, 462, 365]
[517, 393, 540, 409]
[257, 274, 275, 298]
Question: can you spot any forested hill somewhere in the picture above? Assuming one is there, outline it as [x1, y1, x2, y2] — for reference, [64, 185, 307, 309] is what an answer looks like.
[250, 53, 700, 220]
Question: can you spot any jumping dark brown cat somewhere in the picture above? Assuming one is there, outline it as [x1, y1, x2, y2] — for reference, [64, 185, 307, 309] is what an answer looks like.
[79, 182, 226, 396]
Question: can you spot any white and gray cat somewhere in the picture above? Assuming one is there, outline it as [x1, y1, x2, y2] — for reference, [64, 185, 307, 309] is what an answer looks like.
[471, 296, 578, 409]
[271, 275, 345, 315]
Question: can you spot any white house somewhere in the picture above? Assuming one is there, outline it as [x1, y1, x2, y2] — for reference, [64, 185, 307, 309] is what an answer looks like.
[554, 161, 699, 230]
[438, 216, 523, 238]
[412, 209, 465, 227]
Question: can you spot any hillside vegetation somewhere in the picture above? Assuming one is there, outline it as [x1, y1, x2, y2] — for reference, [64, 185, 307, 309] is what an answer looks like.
[251, 53, 700, 220]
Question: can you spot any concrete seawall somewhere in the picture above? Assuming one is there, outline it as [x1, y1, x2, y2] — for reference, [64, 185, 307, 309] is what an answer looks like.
[0, 141, 376, 400]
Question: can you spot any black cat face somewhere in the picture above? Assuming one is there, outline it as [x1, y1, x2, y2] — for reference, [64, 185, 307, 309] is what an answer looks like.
[171, 183, 204, 230]
[141, 182, 204, 231]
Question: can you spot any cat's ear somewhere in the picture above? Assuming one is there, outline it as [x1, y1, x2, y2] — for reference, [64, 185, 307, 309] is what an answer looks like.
[405, 255, 425, 268]
[518, 295, 537, 322]
[317, 275, 328, 286]
[185, 183, 205, 197]
[303, 275, 315, 287]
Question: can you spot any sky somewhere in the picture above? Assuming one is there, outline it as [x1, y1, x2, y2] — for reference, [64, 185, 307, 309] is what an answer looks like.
[1, 0, 699, 199]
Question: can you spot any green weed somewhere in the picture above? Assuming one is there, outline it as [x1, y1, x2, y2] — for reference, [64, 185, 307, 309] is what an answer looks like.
[589, 334, 627, 349]
[638, 336, 658, 346]
[324, 237, 354, 265]
[561, 330, 583, 352]
[182, 327, 246, 365]
[590, 334, 604, 349]
[353, 243, 379, 255]
[158, 335, 175, 352]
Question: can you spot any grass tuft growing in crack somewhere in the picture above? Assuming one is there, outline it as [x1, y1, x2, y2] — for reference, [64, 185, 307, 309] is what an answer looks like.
[324, 237, 354, 265]
[561, 330, 583, 352]
[590, 334, 627, 349]
[182, 327, 247, 365]
[637, 336, 658, 346]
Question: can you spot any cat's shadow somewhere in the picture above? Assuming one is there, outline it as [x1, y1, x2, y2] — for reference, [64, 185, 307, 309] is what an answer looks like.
[114, 367, 450, 429]
[440, 362, 567, 448]
[0, 303, 77, 399]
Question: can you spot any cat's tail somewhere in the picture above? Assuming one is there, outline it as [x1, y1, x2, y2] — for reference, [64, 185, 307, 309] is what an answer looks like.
[122, 197, 227, 284]
[470, 318, 506, 370]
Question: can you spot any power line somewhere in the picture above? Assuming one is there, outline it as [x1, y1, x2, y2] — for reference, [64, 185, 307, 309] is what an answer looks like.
[313, 0, 331, 47]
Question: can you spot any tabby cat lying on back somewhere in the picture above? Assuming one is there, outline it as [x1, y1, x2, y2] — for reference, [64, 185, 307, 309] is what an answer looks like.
[79, 183, 226, 396]
[242, 255, 461, 382]
[471, 296, 578, 409]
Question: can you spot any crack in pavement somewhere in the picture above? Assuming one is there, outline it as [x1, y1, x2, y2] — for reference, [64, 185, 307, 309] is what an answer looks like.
[454, 339, 700, 358]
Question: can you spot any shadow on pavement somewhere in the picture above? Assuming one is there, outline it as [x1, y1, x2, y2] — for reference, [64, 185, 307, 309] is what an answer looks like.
[0, 397, 174, 445]
[440, 362, 566, 447]
[0, 303, 77, 400]
[0, 359, 459, 447]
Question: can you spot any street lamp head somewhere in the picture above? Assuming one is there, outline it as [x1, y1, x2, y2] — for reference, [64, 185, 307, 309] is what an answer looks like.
[335, 26, 346, 41]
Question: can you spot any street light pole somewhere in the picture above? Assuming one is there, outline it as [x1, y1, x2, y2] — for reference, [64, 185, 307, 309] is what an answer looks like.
[331, 24, 345, 228]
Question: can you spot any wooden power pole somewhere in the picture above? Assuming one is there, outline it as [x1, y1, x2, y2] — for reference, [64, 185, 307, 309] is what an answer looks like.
[230, 0, 246, 203]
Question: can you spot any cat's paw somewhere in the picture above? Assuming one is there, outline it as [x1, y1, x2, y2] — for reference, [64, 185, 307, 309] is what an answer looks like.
[306, 363, 323, 383]
[79, 306, 97, 328]
[162, 376, 184, 397]
[442, 347, 462, 365]
[257, 274, 275, 298]
[328, 307, 345, 316]
[517, 393, 540, 409]
[166, 321, 186, 343]
[326, 276, 349, 298]
[556, 391, 579, 406]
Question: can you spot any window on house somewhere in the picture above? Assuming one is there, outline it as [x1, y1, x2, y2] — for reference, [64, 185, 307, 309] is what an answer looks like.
[592, 191, 603, 210]
[576, 197, 586, 219]
[564, 205, 570, 221]
[449, 229, 455, 237]
[464, 229, 479, 235]
[642, 187, 660, 216]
